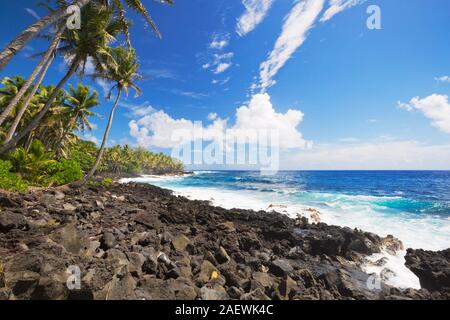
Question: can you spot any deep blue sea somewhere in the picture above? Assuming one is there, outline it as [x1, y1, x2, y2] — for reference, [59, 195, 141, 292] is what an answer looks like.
[124, 171, 450, 251]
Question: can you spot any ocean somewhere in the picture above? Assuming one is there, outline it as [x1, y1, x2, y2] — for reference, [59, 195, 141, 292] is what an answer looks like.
[121, 170, 450, 289]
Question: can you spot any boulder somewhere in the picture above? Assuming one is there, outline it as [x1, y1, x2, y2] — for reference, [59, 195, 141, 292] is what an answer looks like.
[199, 284, 228, 300]
[62, 203, 77, 211]
[217, 221, 236, 233]
[405, 248, 450, 292]
[0, 212, 28, 232]
[49, 224, 89, 255]
[252, 272, 275, 289]
[270, 259, 293, 277]
[100, 231, 117, 250]
[196, 261, 218, 285]
[215, 247, 231, 264]
[171, 235, 191, 252]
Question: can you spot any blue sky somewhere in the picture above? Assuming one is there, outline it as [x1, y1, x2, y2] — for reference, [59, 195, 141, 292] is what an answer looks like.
[1, 0, 450, 169]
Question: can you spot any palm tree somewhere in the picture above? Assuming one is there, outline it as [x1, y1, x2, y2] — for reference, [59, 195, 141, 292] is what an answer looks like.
[3, 48, 57, 144]
[0, 0, 174, 71]
[0, 26, 65, 128]
[55, 83, 98, 157]
[0, 4, 124, 155]
[0, 0, 91, 71]
[82, 46, 141, 183]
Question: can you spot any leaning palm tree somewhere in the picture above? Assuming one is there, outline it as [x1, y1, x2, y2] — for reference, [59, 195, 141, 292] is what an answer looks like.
[0, 0, 91, 71]
[0, 4, 124, 155]
[0, 26, 65, 129]
[0, 0, 174, 71]
[81, 46, 141, 184]
[3, 48, 57, 144]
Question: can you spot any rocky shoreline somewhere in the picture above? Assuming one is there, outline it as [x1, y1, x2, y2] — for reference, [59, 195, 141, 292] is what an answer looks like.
[0, 182, 449, 300]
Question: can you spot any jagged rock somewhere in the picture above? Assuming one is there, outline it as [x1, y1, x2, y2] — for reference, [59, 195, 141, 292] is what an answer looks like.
[127, 252, 145, 276]
[0, 212, 28, 232]
[196, 261, 218, 285]
[4, 271, 40, 299]
[382, 235, 404, 255]
[217, 221, 236, 233]
[62, 203, 77, 211]
[104, 267, 137, 300]
[405, 248, 450, 292]
[215, 247, 231, 264]
[176, 257, 192, 278]
[137, 277, 176, 300]
[134, 212, 161, 230]
[169, 278, 197, 300]
[252, 272, 274, 289]
[199, 284, 228, 300]
[278, 276, 297, 299]
[270, 259, 293, 277]
[95, 200, 104, 210]
[171, 235, 191, 252]
[297, 269, 316, 288]
[49, 224, 89, 255]
[54, 191, 65, 200]
[241, 287, 270, 300]
[106, 249, 129, 270]
[100, 232, 117, 250]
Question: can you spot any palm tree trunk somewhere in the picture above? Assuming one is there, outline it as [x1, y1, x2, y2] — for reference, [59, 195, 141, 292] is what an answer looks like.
[4, 49, 56, 144]
[24, 131, 35, 152]
[82, 88, 121, 184]
[0, 26, 65, 127]
[0, 0, 91, 71]
[0, 57, 80, 154]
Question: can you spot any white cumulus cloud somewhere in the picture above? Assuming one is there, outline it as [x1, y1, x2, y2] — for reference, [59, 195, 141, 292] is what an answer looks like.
[398, 94, 450, 134]
[236, 0, 275, 36]
[128, 93, 309, 150]
[258, 0, 325, 90]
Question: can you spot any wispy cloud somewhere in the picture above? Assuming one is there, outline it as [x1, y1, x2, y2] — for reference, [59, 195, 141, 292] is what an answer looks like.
[203, 52, 234, 75]
[171, 89, 209, 99]
[25, 8, 40, 20]
[435, 75, 450, 83]
[210, 33, 230, 49]
[120, 101, 156, 118]
[144, 68, 178, 80]
[214, 63, 232, 74]
[212, 77, 231, 85]
[320, 0, 366, 22]
[236, 0, 275, 36]
[258, 0, 325, 90]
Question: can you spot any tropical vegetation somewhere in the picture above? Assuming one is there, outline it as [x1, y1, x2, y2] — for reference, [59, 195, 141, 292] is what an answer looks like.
[0, 1, 183, 191]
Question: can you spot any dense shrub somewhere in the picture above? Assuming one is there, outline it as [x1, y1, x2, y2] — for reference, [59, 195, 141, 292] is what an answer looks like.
[0, 160, 28, 192]
[48, 159, 83, 185]
[8, 140, 56, 185]
[69, 140, 97, 172]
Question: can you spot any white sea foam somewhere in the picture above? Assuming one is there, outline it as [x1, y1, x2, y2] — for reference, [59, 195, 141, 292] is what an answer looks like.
[121, 175, 450, 290]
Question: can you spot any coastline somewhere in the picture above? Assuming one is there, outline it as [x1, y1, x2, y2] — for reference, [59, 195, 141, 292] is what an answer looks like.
[120, 172, 450, 290]
[1, 179, 448, 299]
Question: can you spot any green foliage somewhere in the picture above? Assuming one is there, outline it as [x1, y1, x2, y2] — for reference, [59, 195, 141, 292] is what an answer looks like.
[47, 159, 83, 185]
[88, 177, 113, 187]
[5, 140, 82, 187]
[0, 160, 28, 192]
[8, 140, 56, 185]
[69, 140, 97, 172]
[98, 144, 184, 175]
